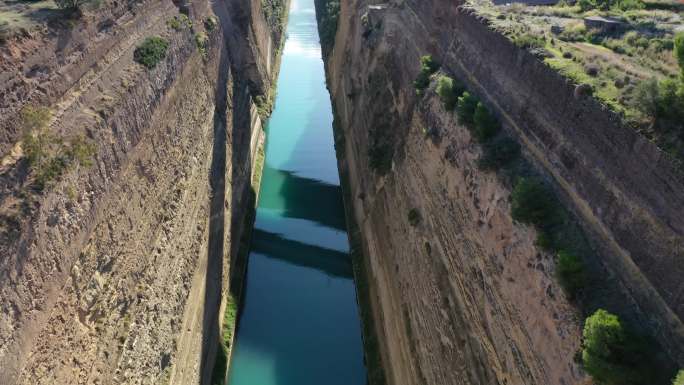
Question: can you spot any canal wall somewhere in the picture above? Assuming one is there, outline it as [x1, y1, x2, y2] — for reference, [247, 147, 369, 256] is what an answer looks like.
[320, 0, 684, 384]
[0, 0, 286, 384]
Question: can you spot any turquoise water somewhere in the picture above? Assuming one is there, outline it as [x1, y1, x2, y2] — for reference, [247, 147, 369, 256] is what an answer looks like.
[225, 1, 367, 384]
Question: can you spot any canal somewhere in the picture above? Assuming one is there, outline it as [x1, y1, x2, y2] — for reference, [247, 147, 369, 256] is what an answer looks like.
[225, 1, 368, 384]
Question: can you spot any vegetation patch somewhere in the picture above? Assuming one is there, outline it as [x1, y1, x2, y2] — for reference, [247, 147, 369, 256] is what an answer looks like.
[436, 75, 464, 110]
[472, 102, 500, 142]
[204, 16, 218, 31]
[456, 91, 479, 126]
[21, 106, 96, 191]
[195, 32, 209, 57]
[582, 309, 660, 385]
[408, 208, 421, 227]
[478, 137, 520, 170]
[260, 0, 286, 34]
[134, 36, 169, 69]
[414, 55, 440, 93]
[315, 0, 340, 55]
[210, 295, 237, 385]
[167, 14, 192, 31]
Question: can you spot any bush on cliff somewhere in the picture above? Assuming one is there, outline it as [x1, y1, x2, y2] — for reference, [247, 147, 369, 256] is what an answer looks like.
[318, 0, 340, 51]
[408, 208, 421, 227]
[675, 32, 684, 76]
[134, 36, 169, 69]
[55, 0, 94, 12]
[673, 370, 684, 385]
[556, 250, 586, 297]
[195, 32, 209, 57]
[478, 137, 520, 170]
[414, 55, 440, 93]
[22, 105, 96, 190]
[456, 91, 478, 125]
[167, 14, 192, 30]
[473, 102, 500, 143]
[582, 309, 654, 385]
[368, 121, 394, 174]
[511, 177, 562, 229]
[436, 75, 463, 110]
[205, 16, 218, 31]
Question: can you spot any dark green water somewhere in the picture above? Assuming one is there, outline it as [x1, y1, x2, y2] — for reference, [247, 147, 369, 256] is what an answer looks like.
[225, 1, 367, 384]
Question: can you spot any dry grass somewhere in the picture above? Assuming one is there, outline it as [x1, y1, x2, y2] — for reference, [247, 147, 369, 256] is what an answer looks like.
[467, 0, 681, 120]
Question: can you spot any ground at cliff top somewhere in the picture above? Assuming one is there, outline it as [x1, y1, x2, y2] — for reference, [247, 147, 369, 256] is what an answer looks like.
[467, 0, 684, 157]
[0, 0, 63, 39]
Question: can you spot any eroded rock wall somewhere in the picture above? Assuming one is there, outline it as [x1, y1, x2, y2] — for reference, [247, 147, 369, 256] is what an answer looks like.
[0, 0, 282, 384]
[322, 0, 684, 384]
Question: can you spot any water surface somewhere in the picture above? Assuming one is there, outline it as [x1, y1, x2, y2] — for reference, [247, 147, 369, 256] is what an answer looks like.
[226, 1, 367, 384]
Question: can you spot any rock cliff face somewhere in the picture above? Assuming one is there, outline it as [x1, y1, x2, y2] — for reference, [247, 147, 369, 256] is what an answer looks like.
[321, 0, 684, 384]
[0, 0, 283, 384]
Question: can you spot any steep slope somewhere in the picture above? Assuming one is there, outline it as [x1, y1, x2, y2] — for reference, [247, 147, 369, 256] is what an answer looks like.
[0, 0, 285, 384]
[320, 1, 684, 384]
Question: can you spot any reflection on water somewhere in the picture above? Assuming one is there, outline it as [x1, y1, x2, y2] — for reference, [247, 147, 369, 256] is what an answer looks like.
[225, 0, 368, 384]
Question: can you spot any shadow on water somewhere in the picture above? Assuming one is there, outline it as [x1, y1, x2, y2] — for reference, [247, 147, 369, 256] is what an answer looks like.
[250, 228, 352, 279]
[260, 167, 347, 231]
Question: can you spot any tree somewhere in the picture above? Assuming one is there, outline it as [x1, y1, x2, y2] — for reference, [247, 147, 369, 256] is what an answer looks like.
[673, 370, 684, 385]
[473, 102, 500, 142]
[556, 250, 586, 296]
[632, 77, 659, 118]
[436, 75, 463, 110]
[582, 309, 653, 385]
[583, 309, 627, 384]
[511, 177, 561, 227]
[414, 55, 440, 92]
[456, 92, 478, 125]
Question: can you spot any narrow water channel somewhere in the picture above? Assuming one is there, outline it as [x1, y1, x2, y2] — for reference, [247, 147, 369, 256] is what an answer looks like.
[225, 1, 368, 384]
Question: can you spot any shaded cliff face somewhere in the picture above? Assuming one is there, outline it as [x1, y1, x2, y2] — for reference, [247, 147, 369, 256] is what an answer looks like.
[0, 0, 283, 384]
[321, 0, 684, 384]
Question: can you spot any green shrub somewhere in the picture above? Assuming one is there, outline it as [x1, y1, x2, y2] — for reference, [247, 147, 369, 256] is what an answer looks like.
[511, 177, 562, 229]
[675, 32, 684, 75]
[582, 309, 627, 383]
[134, 36, 169, 69]
[578, 0, 643, 10]
[436, 75, 463, 110]
[582, 310, 652, 385]
[456, 91, 478, 125]
[556, 250, 586, 296]
[633, 77, 684, 121]
[478, 137, 520, 170]
[657, 78, 684, 120]
[23, 123, 96, 191]
[167, 14, 192, 30]
[673, 370, 684, 385]
[20, 106, 51, 134]
[195, 32, 209, 56]
[21, 106, 52, 166]
[318, 0, 340, 51]
[66, 135, 96, 167]
[408, 208, 421, 227]
[472, 102, 500, 142]
[633, 77, 660, 118]
[55, 0, 92, 11]
[512, 34, 545, 49]
[205, 16, 218, 31]
[414, 55, 440, 92]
